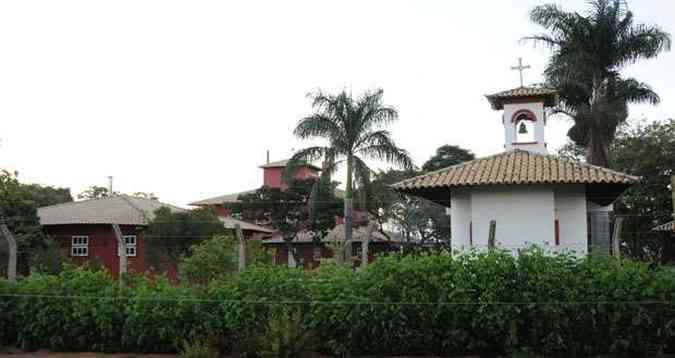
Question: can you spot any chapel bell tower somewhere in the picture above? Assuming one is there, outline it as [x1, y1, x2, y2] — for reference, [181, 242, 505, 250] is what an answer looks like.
[485, 59, 558, 154]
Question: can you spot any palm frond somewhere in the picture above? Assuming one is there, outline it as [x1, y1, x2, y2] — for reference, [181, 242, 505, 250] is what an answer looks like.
[293, 114, 342, 141]
[357, 143, 414, 171]
[283, 146, 334, 183]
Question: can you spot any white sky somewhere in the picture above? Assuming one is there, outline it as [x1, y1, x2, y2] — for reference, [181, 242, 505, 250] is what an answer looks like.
[0, 0, 673, 207]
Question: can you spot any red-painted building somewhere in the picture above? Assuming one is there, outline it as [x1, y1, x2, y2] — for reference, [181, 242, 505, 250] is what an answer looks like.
[190, 157, 398, 268]
[37, 195, 184, 278]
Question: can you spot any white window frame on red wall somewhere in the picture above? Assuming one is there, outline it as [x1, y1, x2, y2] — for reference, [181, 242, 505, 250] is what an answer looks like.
[71, 235, 89, 257]
[117, 235, 137, 257]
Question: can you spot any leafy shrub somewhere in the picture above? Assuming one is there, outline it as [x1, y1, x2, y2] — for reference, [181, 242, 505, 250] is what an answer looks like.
[1, 250, 675, 356]
[180, 235, 238, 284]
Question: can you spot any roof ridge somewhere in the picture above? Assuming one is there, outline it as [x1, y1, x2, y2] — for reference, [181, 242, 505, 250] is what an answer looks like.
[117, 195, 152, 225]
[393, 151, 514, 186]
[189, 188, 258, 205]
[38, 195, 118, 210]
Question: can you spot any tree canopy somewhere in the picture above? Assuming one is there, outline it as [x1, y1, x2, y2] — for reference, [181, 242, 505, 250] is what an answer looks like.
[289, 89, 413, 246]
[609, 119, 675, 263]
[233, 177, 343, 242]
[422, 145, 475, 172]
[524, 0, 671, 166]
[144, 207, 225, 269]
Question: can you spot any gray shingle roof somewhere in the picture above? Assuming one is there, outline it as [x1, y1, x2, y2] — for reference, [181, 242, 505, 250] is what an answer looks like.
[38, 195, 184, 226]
[189, 190, 256, 206]
[220, 216, 274, 233]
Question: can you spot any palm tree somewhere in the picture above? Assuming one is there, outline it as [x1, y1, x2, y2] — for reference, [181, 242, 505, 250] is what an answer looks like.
[524, 0, 670, 167]
[288, 88, 413, 255]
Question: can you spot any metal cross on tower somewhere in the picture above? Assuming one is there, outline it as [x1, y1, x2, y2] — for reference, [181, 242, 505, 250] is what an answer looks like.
[511, 58, 530, 87]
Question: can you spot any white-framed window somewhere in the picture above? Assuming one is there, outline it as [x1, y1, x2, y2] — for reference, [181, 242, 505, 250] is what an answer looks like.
[117, 235, 137, 257]
[313, 246, 322, 261]
[71, 235, 89, 257]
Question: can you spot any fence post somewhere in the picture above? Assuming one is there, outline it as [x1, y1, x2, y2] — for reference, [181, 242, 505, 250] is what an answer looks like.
[671, 175, 674, 219]
[0, 223, 17, 283]
[612, 217, 624, 258]
[488, 220, 496, 250]
[112, 224, 127, 287]
[235, 224, 246, 272]
[361, 222, 376, 269]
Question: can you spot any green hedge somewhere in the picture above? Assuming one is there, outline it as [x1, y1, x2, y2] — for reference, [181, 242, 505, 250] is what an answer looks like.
[1, 252, 675, 356]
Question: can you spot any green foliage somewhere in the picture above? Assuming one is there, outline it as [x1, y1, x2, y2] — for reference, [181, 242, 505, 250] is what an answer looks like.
[421, 144, 475, 172]
[609, 119, 675, 263]
[2, 252, 675, 356]
[234, 177, 342, 242]
[180, 235, 237, 284]
[524, 0, 671, 166]
[144, 207, 224, 270]
[0, 170, 71, 276]
[179, 340, 213, 358]
[77, 185, 112, 200]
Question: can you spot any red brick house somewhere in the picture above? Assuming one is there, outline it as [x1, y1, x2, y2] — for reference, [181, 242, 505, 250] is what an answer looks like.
[37, 195, 184, 278]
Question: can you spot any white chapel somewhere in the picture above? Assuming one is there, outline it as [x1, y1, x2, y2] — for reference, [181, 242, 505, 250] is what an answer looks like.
[393, 80, 638, 255]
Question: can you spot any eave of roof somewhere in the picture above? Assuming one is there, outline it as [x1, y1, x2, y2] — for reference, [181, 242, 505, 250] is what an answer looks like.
[258, 159, 322, 171]
[189, 189, 256, 206]
[392, 150, 639, 206]
[485, 86, 558, 110]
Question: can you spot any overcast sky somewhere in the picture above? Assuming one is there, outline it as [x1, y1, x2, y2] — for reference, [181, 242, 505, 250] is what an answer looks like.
[0, 0, 673, 207]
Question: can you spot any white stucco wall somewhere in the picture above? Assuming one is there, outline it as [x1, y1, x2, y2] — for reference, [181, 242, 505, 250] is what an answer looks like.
[470, 185, 555, 252]
[449, 184, 591, 256]
[450, 190, 471, 252]
[554, 185, 588, 255]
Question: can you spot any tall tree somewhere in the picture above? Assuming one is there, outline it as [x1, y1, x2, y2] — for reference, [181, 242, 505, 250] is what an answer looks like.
[422, 145, 475, 172]
[609, 119, 675, 263]
[233, 177, 342, 263]
[77, 185, 113, 200]
[524, 0, 670, 167]
[288, 89, 413, 246]
[144, 207, 225, 270]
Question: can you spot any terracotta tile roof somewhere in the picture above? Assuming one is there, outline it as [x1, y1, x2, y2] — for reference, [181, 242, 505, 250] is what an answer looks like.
[262, 224, 399, 244]
[653, 220, 674, 232]
[485, 86, 558, 110]
[393, 150, 638, 199]
[38, 195, 185, 226]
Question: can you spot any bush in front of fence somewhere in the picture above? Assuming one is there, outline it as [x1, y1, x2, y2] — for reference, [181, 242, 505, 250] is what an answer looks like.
[1, 250, 674, 356]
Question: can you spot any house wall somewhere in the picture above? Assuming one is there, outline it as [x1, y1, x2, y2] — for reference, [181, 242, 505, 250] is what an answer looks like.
[263, 166, 320, 188]
[43, 224, 178, 280]
[467, 185, 556, 253]
[44, 224, 147, 277]
[554, 185, 588, 255]
[450, 190, 471, 252]
[450, 184, 592, 256]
